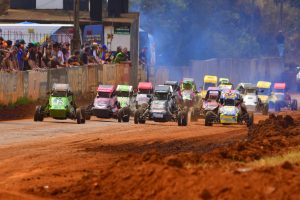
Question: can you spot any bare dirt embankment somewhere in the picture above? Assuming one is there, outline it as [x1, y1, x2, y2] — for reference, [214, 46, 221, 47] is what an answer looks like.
[0, 111, 299, 199]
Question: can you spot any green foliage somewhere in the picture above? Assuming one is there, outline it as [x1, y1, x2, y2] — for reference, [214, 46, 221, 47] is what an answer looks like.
[0, 97, 32, 110]
[130, 0, 300, 64]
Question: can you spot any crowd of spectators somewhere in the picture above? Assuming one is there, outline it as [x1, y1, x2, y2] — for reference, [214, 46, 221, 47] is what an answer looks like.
[0, 37, 131, 72]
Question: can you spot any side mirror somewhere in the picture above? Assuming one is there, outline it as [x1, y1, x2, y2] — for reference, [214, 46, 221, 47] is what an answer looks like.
[46, 91, 51, 95]
[147, 94, 152, 98]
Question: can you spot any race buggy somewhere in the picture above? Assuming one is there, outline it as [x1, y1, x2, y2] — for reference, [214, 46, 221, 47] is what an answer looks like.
[218, 78, 230, 85]
[134, 85, 177, 123]
[85, 85, 119, 120]
[164, 80, 180, 111]
[237, 83, 268, 115]
[199, 87, 221, 118]
[135, 82, 153, 109]
[133, 82, 153, 124]
[218, 82, 234, 91]
[178, 78, 202, 125]
[256, 81, 271, 115]
[116, 85, 135, 123]
[205, 90, 253, 127]
[269, 83, 297, 112]
[34, 83, 85, 124]
[201, 75, 218, 99]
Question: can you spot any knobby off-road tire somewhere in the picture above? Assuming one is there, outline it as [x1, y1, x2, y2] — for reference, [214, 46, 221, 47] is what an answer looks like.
[34, 106, 44, 122]
[178, 111, 188, 126]
[118, 107, 130, 123]
[205, 111, 214, 126]
[134, 108, 145, 124]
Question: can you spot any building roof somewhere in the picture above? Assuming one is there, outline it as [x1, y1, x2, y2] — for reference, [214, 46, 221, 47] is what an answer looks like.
[0, 9, 93, 24]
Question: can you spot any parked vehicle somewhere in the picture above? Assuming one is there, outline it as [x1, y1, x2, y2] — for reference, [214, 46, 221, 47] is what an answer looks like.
[34, 83, 85, 124]
[205, 90, 253, 127]
[85, 85, 119, 120]
[116, 85, 135, 123]
[269, 83, 297, 112]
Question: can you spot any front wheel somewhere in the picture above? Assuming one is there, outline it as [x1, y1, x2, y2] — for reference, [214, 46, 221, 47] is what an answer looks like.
[205, 111, 215, 126]
[134, 108, 145, 124]
[34, 106, 44, 122]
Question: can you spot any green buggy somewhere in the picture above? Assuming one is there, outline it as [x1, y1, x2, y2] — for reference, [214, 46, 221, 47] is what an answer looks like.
[34, 83, 86, 124]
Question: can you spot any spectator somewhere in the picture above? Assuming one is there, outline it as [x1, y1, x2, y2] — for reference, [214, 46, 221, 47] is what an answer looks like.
[80, 47, 90, 65]
[113, 47, 130, 64]
[0, 37, 128, 71]
[51, 42, 65, 67]
[139, 47, 147, 65]
[16, 42, 25, 71]
[68, 51, 82, 66]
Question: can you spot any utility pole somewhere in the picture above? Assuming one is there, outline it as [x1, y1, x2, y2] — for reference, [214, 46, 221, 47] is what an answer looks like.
[280, 0, 284, 29]
[71, 0, 81, 54]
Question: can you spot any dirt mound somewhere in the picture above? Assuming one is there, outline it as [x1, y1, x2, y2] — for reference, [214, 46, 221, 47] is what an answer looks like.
[215, 114, 300, 162]
[27, 151, 300, 200]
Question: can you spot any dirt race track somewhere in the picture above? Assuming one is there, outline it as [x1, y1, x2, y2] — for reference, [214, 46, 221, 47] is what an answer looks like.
[1, 103, 300, 199]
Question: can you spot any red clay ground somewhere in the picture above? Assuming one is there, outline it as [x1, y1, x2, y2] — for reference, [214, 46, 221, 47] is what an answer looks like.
[0, 112, 300, 199]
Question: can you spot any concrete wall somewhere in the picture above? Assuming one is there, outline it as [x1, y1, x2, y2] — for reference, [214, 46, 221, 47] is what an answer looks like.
[0, 57, 284, 105]
[0, 63, 143, 105]
[154, 57, 283, 88]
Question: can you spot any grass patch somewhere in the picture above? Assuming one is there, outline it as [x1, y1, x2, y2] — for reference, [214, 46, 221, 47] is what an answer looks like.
[0, 97, 32, 110]
[249, 150, 300, 168]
